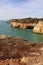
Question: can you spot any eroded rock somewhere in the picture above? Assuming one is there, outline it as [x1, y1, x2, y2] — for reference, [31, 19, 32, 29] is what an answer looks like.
[33, 21, 43, 34]
[0, 35, 43, 65]
[8, 19, 36, 29]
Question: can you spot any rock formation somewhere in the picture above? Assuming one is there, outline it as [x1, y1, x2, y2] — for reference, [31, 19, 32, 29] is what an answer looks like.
[0, 35, 43, 65]
[33, 21, 43, 34]
[8, 18, 37, 29]
[9, 22, 36, 29]
[8, 18, 43, 34]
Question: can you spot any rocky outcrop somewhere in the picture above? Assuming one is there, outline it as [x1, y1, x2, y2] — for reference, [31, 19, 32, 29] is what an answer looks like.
[9, 22, 36, 29]
[8, 18, 37, 29]
[0, 35, 43, 65]
[33, 21, 43, 34]
[8, 18, 43, 31]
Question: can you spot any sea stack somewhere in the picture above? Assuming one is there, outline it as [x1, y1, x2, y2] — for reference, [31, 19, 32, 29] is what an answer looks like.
[33, 21, 43, 34]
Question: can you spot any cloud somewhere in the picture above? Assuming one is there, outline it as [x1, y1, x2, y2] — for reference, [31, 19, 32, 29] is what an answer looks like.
[0, 0, 43, 20]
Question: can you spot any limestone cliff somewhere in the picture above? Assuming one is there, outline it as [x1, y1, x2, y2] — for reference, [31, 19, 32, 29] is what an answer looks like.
[33, 21, 43, 34]
[9, 22, 36, 29]
[8, 18, 43, 34]
[8, 18, 37, 29]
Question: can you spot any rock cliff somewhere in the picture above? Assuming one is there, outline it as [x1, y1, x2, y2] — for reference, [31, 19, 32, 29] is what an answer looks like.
[0, 35, 43, 65]
[8, 18, 43, 34]
[33, 21, 43, 34]
[8, 18, 38, 29]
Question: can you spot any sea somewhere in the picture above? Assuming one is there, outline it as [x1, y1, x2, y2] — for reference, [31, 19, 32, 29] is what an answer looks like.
[0, 20, 43, 42]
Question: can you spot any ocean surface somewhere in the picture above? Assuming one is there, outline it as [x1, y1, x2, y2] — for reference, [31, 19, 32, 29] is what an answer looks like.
[0, 20, 43, 42]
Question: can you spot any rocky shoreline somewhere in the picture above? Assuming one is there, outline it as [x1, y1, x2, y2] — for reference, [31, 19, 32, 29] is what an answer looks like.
[0, 35, 43, 65]
[8, 18, 43, 34]
[8, 18, 38, 29]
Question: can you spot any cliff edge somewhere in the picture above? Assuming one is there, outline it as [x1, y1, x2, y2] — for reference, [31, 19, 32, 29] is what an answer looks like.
[8, 18, 43, 34]
[8, 18, 38, 29]
[0, 35, 43, 65]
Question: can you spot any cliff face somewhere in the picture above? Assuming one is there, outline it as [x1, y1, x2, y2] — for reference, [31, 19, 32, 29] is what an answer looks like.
[8, 18, 43, 34]
[8, 18, 37, 29]
[9, 22, 36, 29]
[33, 21, 43, 34]
[0, 35, 43, 65]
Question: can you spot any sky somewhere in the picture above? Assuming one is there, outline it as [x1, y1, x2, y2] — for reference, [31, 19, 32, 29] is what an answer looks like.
[0, 0, 43, 20]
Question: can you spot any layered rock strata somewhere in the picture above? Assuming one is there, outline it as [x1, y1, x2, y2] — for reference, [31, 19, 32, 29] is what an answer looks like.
[0, 35, 43, 65]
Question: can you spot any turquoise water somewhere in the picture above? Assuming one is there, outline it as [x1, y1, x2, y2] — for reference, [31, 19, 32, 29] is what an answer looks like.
[0, 20, 43, 42]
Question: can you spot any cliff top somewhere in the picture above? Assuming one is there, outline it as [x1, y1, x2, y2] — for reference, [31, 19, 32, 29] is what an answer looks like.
[8, 17, 43, 24]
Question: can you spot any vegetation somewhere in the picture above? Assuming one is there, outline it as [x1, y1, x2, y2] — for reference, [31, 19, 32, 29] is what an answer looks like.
[9, 17, 43, 23]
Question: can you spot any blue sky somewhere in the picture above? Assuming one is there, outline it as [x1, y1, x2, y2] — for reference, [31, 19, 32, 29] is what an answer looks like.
[0, 0, 43, 20]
